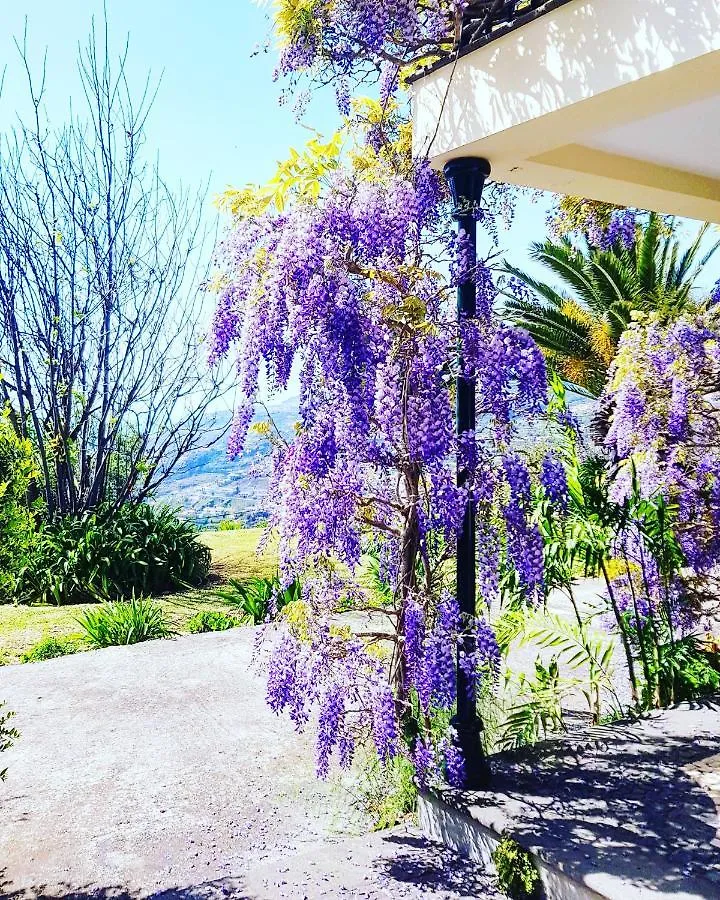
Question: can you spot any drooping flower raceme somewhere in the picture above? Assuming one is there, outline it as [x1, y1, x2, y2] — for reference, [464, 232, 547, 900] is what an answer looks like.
[605, 315, 720, 574]
[587, 209, 636, 251]
[541, 451, 569, 511]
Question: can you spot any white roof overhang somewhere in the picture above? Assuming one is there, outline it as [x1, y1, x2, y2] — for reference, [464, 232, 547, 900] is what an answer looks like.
[411, 0, 720, 222]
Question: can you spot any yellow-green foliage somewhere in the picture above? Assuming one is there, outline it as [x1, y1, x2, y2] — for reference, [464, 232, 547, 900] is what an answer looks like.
[549, 196, 616, 237]
[0, 410, 37, 501]
[216, 131, 343, 218]
[282, 598, 310, 641]
[214, 100, 425, 231]
[492, 835, 541, 899]
[217, 519, 244, 531]
[604, 558, 640, 581]
[0, 409, 39, 600]
[273, 0, 325, 45]
[0, 700, 19, 780]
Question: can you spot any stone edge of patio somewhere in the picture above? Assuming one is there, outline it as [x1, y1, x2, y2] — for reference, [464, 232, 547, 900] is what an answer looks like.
[418, 791, 719, 900]
[418, 701, 720, 900]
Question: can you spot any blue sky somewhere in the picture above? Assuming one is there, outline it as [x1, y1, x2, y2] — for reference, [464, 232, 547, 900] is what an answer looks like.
[0, 2, 714, 297]
[0, 0, 551, 411]
[0, 1, 340, 194]
[0, 0, 550, 263]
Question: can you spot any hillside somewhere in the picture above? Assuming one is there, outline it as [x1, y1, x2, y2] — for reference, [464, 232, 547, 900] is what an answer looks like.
[157, 393, 595, 528]
[156, 398, 298, 528]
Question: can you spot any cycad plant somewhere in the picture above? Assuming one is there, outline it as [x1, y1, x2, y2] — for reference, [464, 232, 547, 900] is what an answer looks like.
[503, 213, 719, 397]
[218, 575, 301, 625]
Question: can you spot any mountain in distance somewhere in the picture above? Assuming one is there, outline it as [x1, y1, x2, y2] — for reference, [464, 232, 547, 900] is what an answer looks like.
[158, 390, 596, 529]
[156, 396, 298, 528]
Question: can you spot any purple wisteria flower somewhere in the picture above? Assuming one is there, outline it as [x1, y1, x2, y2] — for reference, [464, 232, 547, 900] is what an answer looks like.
[589, 209, 636, 250]
[541, 451, 569, 510]
[317, 683, 347, 777]
[503, 455, 544, 599]
[372, 682, 399, 764]
[412, 738, 436, 791]
[709, 279, 720, 307]
[403, 599, 426, 689]
[440, 737, 466, 788]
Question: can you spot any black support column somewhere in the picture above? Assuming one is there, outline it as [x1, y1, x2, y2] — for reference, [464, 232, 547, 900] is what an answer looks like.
[444, 157, 492, 790]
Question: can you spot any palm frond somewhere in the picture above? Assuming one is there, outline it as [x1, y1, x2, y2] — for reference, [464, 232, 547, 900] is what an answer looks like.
[500, 262, 567, 309]
[530, 241, 600, 313]
[636, 212, 660, 297]
[504, 211, 715, 396]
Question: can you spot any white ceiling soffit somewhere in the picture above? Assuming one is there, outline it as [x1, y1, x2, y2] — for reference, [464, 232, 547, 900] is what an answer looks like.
[411, 0, 720, 222]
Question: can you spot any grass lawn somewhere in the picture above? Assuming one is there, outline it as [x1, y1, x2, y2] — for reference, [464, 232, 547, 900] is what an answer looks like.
[0, 528, 277, 666]
[200, 528, 276, 582]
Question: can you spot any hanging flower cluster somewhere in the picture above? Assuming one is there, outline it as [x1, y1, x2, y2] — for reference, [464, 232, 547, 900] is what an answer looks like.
[272, 0, 466, 102]
[587, 209, 636, 251]
[540, 451, 569, 511]
[605, 314, 720, 573]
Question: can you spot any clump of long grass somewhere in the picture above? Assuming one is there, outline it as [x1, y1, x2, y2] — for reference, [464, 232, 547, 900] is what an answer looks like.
[76, 595, 170, 647]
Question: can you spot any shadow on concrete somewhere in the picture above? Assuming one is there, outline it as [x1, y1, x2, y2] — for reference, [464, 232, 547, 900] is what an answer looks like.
[374, 832, 501, 897]
[451, 702, 720, 895]
[0, 873, 253, 900]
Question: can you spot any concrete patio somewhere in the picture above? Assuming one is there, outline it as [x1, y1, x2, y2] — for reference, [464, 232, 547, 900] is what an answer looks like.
[3, 619, 719, 898]
[421, 700, 720, 899]
[0, 628, 501, 900]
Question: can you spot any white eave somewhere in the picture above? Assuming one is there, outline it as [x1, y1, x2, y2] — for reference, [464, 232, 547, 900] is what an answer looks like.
[411, 0, 720, 223]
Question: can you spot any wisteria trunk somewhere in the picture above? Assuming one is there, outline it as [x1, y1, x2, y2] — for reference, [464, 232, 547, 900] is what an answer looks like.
[393, 464, 422, 705]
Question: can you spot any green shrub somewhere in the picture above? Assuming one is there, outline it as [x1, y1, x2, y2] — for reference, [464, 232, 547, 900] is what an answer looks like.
[652, 637, 720, 706]
[218, 575, 301, 625]
[217, 519, 244, 531]
[187, 610, 238, 633]
[0, 700, 19, 781]
[18, 503, 211, 605]
[349, 751, 417, 831]
[492, 835, 542, 900]
[21, 635, 80, 663]
[76, 596, 170, 647]
[0, 410, 39, 603]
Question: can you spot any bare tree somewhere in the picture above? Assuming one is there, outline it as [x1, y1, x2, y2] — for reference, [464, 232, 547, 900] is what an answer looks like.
[0, 20, 230, 517]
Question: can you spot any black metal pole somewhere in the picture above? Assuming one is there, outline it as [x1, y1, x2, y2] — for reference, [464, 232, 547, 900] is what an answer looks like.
[444, 156, 492, 790]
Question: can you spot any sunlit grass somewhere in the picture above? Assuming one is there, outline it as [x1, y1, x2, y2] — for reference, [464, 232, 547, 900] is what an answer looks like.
[199, 527, 277, 582]
[0, 528, 278, 665]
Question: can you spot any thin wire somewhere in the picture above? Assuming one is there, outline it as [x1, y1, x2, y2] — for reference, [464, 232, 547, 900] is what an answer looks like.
[423, 46, 461, 160]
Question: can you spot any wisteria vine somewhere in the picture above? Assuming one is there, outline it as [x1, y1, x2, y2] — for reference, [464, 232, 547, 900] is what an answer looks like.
[210, 117, 560, 786]
[208, 0, 569, 788]
[269, 0, 468, 102]
[606, 314, 720, 576]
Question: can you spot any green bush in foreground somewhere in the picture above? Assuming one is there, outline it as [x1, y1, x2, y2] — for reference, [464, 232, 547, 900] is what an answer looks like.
[349, 751, 417, 832]
[77, 596, 170, 647]
[21, 635, 80, 663]
[187, 611, 238, 633]
[492, 835, 542, 900]
[18, 503, 211, 605]
[0, 700, 19, 781]
[0, 409, 38, 604]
